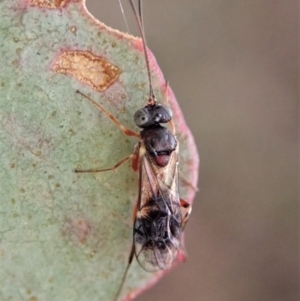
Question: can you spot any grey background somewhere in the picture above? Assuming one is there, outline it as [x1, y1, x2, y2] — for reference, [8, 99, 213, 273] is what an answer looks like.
[86, 1, 298, 301]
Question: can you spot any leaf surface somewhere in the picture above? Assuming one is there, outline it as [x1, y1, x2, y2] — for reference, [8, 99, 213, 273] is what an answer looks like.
[0, 1, 199, 300]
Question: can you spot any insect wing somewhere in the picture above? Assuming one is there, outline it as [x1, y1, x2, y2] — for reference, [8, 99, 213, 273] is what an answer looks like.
[134, 142, 182, 272]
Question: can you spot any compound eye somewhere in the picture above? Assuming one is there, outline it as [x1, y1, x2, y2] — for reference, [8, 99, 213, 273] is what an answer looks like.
[164, 106, 173, 121]
[154, 105, 173, 123]
[134, 108, 150, 127]
[164, 106, 173, 119]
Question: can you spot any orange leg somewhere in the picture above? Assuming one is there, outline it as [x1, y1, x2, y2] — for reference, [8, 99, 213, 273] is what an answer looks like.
[113, 242, 135, 301]
[163, 81, 175, 135]
[180, 199, 192, 230]
[131, 146, 139, 172]
[76, 90, 140, 138]
[75, 154, 135, 173]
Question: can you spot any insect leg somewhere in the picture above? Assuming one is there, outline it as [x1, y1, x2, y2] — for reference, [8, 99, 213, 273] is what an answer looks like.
[114, 243, 135, 301]
[76, 90, 140, 138]
[180, 199, 192, 230]
[75, 154, 135, 173]
[163, 81, 176, 135]
[178, 199, 191, 261]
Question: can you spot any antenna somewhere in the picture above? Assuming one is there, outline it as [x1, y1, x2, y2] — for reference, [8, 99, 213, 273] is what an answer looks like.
[118, 0, 130, 33]
[129, 0, 157, 106]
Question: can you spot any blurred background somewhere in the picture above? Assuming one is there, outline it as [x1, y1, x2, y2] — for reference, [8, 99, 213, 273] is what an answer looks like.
[86, 1, 298, 300]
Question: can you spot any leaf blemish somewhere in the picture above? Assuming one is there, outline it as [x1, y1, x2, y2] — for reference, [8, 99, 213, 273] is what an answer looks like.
[52, 50, 121, 92]
[70, 26, 77, 35]
[27, 0, 70, 9]
[63, 217, 92, 246]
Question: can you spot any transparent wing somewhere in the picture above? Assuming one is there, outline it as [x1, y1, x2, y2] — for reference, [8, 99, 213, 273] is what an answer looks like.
[138, 145, 180, 211]
[134, 144, 182, 272]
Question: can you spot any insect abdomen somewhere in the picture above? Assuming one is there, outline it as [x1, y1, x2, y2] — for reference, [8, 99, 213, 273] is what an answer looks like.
[134, 199, 182, 272]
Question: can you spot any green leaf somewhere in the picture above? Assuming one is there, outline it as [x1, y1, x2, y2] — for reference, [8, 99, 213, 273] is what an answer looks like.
[0, 1, 199, 300]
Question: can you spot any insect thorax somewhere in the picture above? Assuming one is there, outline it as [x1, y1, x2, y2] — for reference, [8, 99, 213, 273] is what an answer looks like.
[141, 125, 177, 167]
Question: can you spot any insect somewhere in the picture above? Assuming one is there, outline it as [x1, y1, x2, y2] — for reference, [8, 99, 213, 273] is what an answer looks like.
[75, 1, 192, 300]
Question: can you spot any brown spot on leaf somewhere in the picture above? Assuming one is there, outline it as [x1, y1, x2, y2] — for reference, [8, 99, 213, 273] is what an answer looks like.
[34, 149, 42, 157]
[27, 0, 70, 9]
[53, 51, 121, 92]
[64, 217, 92, 245]
[70, 26, 77, 35]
